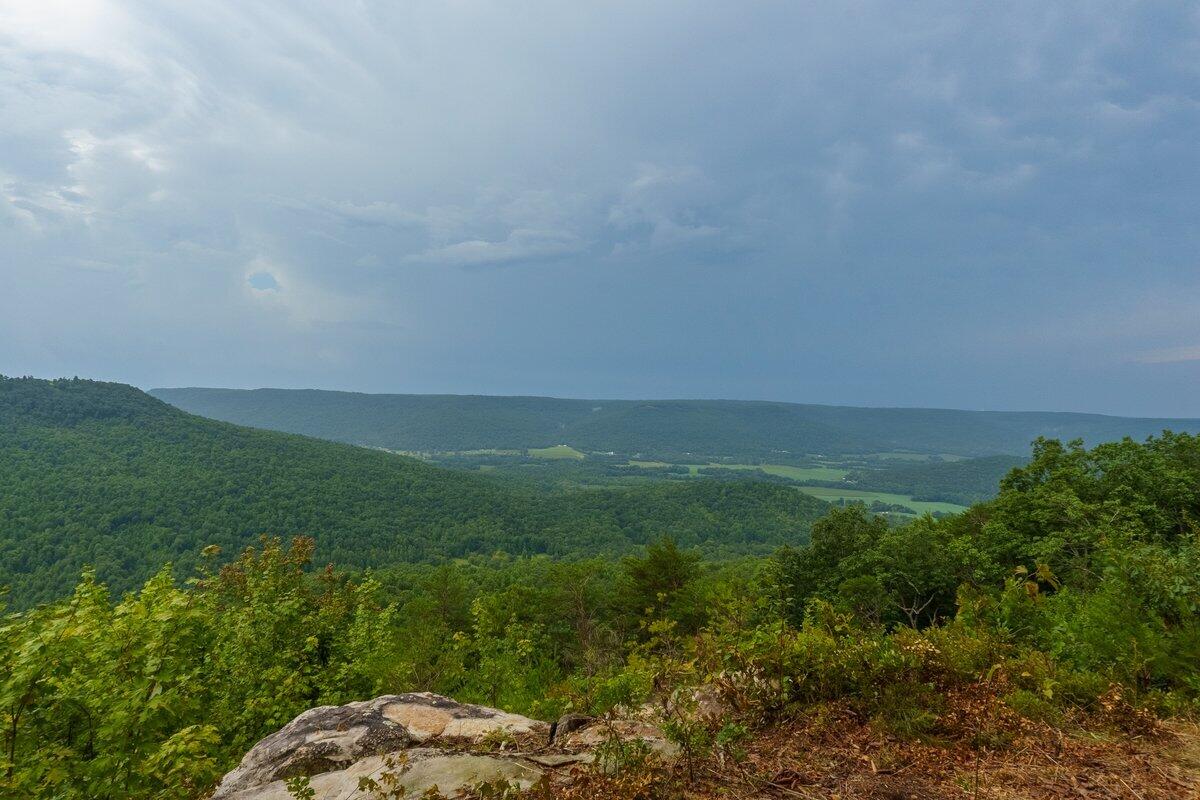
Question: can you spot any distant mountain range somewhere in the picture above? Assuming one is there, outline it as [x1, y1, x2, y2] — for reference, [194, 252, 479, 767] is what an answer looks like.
[150, 387, 1200, 459]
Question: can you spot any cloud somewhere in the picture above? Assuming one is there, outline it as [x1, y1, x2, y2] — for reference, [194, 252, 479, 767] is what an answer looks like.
[405, 228, 585, 268]
[239, 256, 369, 327]
[315, 200, 426, 229]
[1134, 345, 1200, 365]
[0, 180, 42, 231]
[1, 1, 1198, 413]
[608, 164, 722, 250]
[820, 142, 866, 238]
[892, 132, 1037, 191]
[300, 189, 596, 268]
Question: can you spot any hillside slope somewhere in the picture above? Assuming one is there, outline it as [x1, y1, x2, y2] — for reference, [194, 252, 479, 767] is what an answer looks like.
[151, 387, 1200, 458]
[842, 454, 1027, 505]
[0, 377, 826, 606]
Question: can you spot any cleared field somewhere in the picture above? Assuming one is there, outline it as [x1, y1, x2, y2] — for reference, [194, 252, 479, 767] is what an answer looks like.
[795, 486, 967, 515]
[528, 444, 586, 460]
[748, 464, 848, 481]
[626, 461, 848, 481]
[867, 452, 968, 463]
[701, 463, 849, 481]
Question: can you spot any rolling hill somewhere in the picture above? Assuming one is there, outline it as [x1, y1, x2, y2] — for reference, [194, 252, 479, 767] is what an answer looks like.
[839, 454, 1028, 506]
[0, 377, 827, 606]
[151, 387, 1200, 459]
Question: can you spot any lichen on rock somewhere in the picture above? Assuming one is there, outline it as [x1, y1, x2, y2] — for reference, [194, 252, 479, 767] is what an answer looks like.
[210, 693, 672, 799]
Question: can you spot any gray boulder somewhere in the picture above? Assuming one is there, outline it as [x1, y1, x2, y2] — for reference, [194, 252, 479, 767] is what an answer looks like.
[210, 692, 680, 799]
[212, 693, 549, 799]
[214, 749, 545, 800]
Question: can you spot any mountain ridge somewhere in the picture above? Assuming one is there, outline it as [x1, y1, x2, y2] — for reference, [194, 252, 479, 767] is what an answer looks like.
[150, 386, 1200, 459]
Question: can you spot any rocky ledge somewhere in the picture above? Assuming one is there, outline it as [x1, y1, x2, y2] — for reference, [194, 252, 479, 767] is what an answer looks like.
[211, 692, 676, 799]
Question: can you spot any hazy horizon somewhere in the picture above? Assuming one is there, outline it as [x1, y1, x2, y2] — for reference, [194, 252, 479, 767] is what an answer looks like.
[136, 383, 1194, 421]
[3, 3, 1198, 417]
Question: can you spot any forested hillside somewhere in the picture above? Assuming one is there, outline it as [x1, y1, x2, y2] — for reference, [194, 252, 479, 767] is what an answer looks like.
[840, 454, 1027, 505]
[0, 377, 826, 606]
[152, 387, 1200, 459]
[4, 431, 1200, 798]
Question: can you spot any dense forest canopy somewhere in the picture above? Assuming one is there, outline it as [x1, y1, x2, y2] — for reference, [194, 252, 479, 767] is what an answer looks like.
[838, 454, 1027, 505]
[0, 377, 826, 606]
[151, 386, 1200, 459]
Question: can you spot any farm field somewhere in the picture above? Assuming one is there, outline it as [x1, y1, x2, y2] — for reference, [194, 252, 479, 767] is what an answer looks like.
[409, 452, 987, 514]
[868, 452, 965, 462]
[627, 461, 847, 480]
[742, 463, 848, 481]
[794, 486, 968, 515]
[527, 444, 586, 460]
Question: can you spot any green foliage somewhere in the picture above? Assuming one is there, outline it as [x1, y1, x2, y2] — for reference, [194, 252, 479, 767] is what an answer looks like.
[619, 538, 702, 633]
[1003, 689, 1061, 724]
[773, 507, 891, 624]
[840, 455, 1026, 506]
[591, 732, 655, 777]
[285, 775, 315, 800]
[0, 377, 826, 606]
[713, 721, 748, 762]
[766, 433, 1200, 715]
[3, 386, 1200, 799]
[0, 537, 403, 798]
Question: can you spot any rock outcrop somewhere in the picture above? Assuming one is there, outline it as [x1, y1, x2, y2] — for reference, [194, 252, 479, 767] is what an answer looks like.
[211, 692, 675, 799]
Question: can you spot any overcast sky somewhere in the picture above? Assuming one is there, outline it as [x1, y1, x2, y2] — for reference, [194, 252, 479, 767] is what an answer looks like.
[2, 2, 1198, 416]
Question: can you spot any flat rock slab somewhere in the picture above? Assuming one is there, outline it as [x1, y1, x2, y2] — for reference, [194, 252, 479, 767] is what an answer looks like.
[216, 749, 545, 800]
[380, 694, 547, 742]
[558, 718, 679, 759]
[212, 693, 548, 799]
[524, 752, 593, 768]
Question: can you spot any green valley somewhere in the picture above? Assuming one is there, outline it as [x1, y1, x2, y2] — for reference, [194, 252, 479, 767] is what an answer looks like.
[0, 377, 828, 607]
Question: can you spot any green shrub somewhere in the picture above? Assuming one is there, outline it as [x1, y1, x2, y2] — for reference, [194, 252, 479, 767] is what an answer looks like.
[872, 682, 942, 737]
[1004, 689, 1062, 724]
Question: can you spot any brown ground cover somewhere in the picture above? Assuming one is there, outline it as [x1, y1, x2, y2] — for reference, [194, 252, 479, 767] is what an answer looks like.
[513, 699, 1200, 800]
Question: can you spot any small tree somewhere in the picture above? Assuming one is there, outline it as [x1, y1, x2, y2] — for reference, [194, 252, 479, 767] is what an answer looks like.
[620, 538, 702, 635]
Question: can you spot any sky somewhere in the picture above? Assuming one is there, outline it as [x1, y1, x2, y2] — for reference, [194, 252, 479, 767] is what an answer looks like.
[1, 2, 1198, 417]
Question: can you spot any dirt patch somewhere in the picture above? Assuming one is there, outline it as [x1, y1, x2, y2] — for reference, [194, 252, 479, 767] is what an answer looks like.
[510, 706, 1200, 800]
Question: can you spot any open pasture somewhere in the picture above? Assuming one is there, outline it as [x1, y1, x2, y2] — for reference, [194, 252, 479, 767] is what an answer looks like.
[527, 444, 586, 460]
